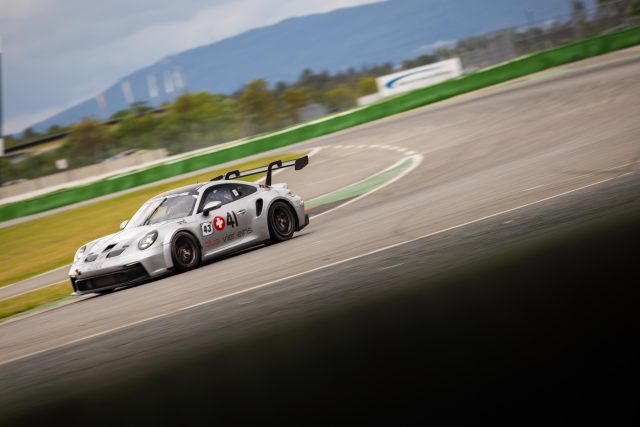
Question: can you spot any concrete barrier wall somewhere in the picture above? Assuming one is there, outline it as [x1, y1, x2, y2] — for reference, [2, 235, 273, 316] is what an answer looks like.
[0, 149, 167, 199]
[1, 26, 639, 223]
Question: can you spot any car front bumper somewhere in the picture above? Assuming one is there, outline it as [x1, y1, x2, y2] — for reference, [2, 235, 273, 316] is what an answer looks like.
[71, 263, 150, 294]
[69, 244, 170, 294]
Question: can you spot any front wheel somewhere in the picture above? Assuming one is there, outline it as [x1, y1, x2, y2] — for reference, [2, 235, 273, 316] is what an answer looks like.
[268, 201, 296, 243]
[171, 232, 201, 272]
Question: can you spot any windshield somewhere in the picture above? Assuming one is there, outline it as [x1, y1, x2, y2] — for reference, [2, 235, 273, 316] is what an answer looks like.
[127, 194, 197, 228]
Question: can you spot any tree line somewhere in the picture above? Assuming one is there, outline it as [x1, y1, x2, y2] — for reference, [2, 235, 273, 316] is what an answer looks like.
[2, 64, 407, 182]
[8, 0, 631, 185]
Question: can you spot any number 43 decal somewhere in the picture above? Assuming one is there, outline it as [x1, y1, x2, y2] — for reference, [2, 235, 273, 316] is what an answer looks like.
[203, 211, 241, 236]
[201, 222, 213, 236]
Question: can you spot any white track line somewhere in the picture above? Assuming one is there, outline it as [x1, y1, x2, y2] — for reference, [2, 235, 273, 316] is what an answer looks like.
[522, 184, 544, 192]
[1, 266, 69, 291]
[2, 282, 68, 300]
[0, 170, 633, 367]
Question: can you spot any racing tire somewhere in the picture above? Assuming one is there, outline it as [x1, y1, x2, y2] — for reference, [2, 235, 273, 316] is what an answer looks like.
[268, 201, 296, 243]
[171, 232, 201, 272]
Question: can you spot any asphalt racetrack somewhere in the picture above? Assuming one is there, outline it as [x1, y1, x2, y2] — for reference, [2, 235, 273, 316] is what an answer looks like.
[1, 47, 639, 423]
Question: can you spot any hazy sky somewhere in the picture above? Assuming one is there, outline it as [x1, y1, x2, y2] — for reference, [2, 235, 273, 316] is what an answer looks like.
[0, 0, 381, 134]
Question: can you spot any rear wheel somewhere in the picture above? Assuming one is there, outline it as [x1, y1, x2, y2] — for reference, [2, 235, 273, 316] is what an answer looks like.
[268, 201, 296, 243]
[171, 232, 201, 272]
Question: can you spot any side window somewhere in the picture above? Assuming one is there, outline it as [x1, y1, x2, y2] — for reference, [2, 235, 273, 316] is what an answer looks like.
[198, 185, 234, 212]
[198, 183, 258, 212]
[231, 184, 257, 200]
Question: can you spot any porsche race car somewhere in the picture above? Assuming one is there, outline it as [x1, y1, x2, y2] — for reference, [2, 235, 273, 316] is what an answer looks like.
[69, 156, 309, 295]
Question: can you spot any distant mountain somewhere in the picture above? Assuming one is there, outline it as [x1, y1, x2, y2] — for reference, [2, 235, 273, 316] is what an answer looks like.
[32, 0, 591, 132]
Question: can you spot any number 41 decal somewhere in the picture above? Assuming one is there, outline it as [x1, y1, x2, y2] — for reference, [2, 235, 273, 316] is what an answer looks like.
[226, 211, 239, 228]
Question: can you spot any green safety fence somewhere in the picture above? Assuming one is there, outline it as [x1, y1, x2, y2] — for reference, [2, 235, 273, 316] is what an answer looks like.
[2, 26, 639, 223]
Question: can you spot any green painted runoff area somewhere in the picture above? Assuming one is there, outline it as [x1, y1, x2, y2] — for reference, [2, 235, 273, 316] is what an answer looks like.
[306, 157, 414, 209]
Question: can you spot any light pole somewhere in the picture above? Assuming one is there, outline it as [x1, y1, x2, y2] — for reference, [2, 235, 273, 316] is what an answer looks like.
[0, 35, 3, 155]
[0, 34, 4, 186]
[525, 9, 535, 28]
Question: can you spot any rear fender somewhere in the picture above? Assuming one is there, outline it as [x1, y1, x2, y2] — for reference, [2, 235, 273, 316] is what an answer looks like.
[267, 197, 301, 230]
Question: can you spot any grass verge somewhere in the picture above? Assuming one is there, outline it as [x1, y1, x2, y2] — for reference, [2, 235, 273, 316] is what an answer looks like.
[0, 281, 71, 321]
[0, 152, 304, 288]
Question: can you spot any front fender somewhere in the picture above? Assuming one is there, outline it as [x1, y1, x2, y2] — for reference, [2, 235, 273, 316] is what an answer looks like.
[160, 224, 203, 269]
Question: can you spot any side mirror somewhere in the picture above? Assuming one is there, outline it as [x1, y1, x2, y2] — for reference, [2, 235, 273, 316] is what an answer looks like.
[119, 220, 129, 230]
[202, 201, 222, 216]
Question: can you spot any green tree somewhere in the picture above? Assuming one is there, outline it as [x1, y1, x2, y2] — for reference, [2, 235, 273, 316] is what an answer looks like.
[3, 135, 19, 149]
[112, 111, 160, 150]
[130, 101, 153, 115]
[367, 62, 394, 77]
[110, 109, 131, 120]
[169, 92, 240, 132]
[22, 127, 39, 141]
[402, 54, 438, 69]
[358, 77, 378, 96]
[239, 79, 276, 131]
[67, 118, 113, 163]
[627, 0, 640, 16]
[273, 81, 289, 98]
[156, 92, 242, 153]
[298, 69, 331, 92]
[323, 85, 354, 112]
[281, 87, 312, 121]
[46, 125, 66, 135]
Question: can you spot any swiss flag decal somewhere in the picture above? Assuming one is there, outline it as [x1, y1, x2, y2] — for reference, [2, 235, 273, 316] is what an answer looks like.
[213, 216, 226, 231]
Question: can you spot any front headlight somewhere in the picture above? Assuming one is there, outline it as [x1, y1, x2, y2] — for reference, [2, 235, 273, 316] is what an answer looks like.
[74, 245, 86, 262]
[138, 231, 158, 250]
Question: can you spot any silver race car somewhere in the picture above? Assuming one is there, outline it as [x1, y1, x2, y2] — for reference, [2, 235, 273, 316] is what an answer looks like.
[69, 156, 309, 295]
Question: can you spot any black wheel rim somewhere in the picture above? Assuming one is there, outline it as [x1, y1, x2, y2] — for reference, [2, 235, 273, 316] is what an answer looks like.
[175, 236, 195, 266]
[273, 206, 294, 236]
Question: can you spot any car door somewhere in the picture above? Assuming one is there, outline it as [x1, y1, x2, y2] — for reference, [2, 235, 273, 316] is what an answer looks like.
[197, 183, 257, 257]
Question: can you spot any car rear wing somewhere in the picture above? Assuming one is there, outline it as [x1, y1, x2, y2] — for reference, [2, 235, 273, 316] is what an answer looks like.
[210, 155, 309, 186]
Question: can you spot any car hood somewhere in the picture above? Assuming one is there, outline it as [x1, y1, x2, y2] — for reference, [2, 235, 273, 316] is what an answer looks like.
[83, 226, 158, 257]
